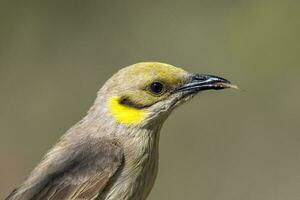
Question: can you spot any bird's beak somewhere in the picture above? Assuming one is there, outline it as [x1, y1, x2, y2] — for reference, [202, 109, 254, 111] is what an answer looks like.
[174, 74, 238, 93]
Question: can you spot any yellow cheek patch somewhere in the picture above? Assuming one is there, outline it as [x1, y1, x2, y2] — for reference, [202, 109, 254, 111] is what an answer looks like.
[108, 96, 147, 124]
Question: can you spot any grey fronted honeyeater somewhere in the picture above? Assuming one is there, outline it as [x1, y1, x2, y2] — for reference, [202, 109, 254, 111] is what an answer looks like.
[6, 62, 237, 200]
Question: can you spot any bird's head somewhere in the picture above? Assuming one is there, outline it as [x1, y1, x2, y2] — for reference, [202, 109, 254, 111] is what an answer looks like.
[96, 62, 236, 127]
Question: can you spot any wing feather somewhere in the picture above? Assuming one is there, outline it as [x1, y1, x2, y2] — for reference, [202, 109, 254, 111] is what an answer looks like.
[6, 137, 123, 200]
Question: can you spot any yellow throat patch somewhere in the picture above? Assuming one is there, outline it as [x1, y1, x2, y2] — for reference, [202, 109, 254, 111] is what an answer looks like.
[108, 96, 147, 124]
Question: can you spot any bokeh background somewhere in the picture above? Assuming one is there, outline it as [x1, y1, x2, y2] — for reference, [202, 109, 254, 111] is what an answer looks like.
[1, 0, 300, 199]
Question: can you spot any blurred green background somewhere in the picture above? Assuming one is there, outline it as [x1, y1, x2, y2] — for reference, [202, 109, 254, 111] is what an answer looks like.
[1, 0, 300, 199]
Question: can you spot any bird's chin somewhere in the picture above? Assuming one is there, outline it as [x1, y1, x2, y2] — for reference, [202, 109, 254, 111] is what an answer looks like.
[143, 92, 193, 125]
[167, 91, 197, 110]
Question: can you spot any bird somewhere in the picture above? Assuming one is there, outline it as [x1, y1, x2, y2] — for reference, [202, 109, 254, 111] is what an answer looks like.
[6, 62, 236, 200]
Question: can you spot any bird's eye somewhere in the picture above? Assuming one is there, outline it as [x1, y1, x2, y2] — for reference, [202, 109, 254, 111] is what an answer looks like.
[149, 82, 165, 95]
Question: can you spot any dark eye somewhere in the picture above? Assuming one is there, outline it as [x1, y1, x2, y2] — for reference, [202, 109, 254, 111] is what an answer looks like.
[149, 82, 165, 95]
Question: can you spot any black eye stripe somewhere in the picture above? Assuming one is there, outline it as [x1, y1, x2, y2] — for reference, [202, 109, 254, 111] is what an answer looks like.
[119, 96, 147, 109]
[149, 82, 164, 94]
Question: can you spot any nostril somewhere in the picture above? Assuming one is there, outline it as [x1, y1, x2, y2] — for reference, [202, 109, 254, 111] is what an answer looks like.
[192, 74, 231, 84]
[193, 74, 208, 81]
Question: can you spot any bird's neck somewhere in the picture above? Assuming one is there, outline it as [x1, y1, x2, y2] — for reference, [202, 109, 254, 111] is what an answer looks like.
[114, 125, 161, 199]
[120, 125, 161, 165]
